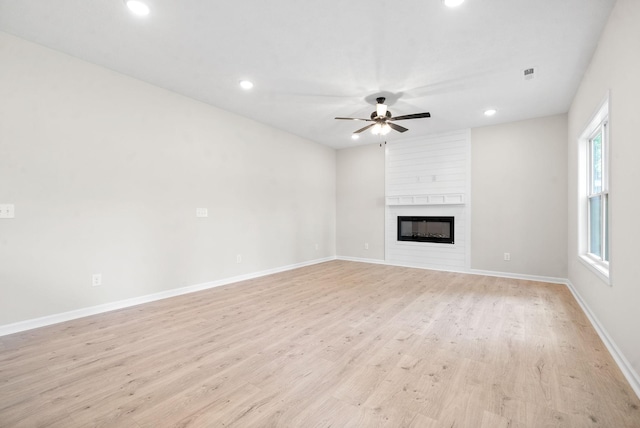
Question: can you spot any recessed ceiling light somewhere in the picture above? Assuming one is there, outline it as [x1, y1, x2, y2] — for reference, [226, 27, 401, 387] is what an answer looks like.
[239, 80, 254, 90]
[443, 0, 465, 8]
[484, 108, 497, 117]
[351, 134, 360, 140]
[125, 0, 150, 16]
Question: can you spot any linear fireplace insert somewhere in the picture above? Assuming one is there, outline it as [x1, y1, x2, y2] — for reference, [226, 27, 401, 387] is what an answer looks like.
[397, 216, 455, 244]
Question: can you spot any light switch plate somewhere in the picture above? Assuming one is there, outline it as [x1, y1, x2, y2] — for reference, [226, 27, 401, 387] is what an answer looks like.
[196, 208, 208, 218]
[0, 204, 15, 218]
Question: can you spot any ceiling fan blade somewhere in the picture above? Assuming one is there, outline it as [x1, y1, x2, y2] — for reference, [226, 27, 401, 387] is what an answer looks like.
[354, 123, 376, 134]
[389, 112, 431, 121]
[387, 122, 409, 133]
[335, 117, 372, 122]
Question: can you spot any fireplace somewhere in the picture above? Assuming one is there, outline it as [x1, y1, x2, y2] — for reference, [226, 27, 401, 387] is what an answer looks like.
[397, 216, 455, 244]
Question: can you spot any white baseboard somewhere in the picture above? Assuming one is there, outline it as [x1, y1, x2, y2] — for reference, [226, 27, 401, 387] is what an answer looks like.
[565, 280, 640, 399]
[336, 256, 567, 284]
[466, 268, 568, 285]
[0, 256, 337, 337]
[337, 256, 470, 274]
[335, 255, 388, 265]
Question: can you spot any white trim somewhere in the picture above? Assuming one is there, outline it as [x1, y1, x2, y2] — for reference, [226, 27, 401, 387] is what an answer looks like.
[0, 256, 337, 337]
[336, 256, 389, 266]
[578, 254, 612, 285]
[578, 91, 610, 142]
[465, 268, 568, 285]
[578, 93, 611, 286]
[386, 194, 465, 206]
[336, 256, 567, 284]
[565, 280, 640, 399]
[464, 128, 472, 274]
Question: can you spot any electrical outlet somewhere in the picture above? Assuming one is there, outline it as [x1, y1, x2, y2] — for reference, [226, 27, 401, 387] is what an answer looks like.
[236, 254, 242, 263]
[92, 273, 102, 286]
[315, 243, 319, 250]
[504, 252, 511, 261]
[0, 204, 15, 218]
[364, 243, 369, 250]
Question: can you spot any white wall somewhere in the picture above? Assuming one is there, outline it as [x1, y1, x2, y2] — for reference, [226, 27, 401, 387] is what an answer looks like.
[471, 114, 568, 278]
[0, 33, 336, 326]
[567, 0, 640, 381]
[336, 143, 385, 260]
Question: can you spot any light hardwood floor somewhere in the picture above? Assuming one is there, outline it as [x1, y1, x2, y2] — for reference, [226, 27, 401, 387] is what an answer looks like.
[1, 260, 639, 427]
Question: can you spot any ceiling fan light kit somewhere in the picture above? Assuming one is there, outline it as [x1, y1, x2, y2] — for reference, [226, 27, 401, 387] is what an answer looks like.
[372, 123, 391, 136]
[335, 96, 431, 137]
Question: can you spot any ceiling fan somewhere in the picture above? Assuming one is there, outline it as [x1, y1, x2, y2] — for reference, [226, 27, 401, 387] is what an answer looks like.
[335, 97, 431, 136]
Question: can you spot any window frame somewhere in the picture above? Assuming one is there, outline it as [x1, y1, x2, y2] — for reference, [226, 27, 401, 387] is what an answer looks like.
[578, 94, 611, 285]
[586, 121, 609, 261]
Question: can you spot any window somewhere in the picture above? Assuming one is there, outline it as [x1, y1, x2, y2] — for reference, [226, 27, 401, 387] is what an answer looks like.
[587, 122, 609, 261]
[579, 96, 610, 283]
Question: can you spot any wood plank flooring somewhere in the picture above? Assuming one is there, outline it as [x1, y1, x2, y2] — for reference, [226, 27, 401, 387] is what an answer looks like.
[1, 260, 639, 427]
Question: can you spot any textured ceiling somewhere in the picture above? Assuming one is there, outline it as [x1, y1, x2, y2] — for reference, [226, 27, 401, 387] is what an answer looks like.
[0, 0, 615, 149]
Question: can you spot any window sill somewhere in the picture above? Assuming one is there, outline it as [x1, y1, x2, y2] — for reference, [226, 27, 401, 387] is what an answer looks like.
[578, 254, 611, 286]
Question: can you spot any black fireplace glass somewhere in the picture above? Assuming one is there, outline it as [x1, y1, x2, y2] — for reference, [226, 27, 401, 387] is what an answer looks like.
[397, 216, 454, 244]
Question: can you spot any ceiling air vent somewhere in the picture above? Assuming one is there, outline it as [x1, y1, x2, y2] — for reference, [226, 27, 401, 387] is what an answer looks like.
[523, 67, 537, 80]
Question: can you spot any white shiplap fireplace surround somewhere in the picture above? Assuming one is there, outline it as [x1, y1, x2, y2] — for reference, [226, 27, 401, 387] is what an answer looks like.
[385, 130, 471, 270]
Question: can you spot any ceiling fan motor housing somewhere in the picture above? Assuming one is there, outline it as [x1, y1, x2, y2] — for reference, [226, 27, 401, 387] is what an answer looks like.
[371, 111, 392, 120]
[334, 95, 429, 134]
